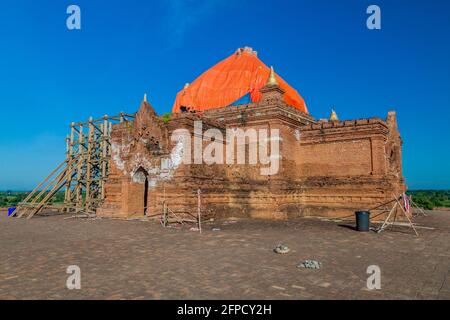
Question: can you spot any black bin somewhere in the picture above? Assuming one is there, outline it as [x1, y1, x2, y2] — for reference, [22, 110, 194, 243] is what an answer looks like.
[355, 211, 371, 232]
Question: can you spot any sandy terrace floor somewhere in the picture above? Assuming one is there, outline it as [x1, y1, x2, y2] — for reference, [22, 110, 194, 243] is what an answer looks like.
[0, 210, 449, 300]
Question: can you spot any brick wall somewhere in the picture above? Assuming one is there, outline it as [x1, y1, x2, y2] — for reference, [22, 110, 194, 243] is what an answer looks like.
[97, 84, 405, 220]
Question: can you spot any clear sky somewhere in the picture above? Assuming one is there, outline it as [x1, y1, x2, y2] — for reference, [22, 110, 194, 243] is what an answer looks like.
[0, 0, 449, 190]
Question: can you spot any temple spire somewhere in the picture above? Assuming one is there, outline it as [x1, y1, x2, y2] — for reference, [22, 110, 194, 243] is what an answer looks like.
[330, 109, 339, 121]
[267, 66, 279, 86]
[143, 93, 147, 103]
[260, 66, 285, 104]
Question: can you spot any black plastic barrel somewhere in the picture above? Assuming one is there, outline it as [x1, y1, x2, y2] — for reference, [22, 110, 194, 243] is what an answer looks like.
[355, 211, 371, 231]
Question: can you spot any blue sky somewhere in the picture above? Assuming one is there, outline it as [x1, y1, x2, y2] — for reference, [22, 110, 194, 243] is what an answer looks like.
[0, 0, 449, 190]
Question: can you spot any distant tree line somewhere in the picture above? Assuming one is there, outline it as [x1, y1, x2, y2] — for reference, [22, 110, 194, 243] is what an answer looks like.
[0, 191, 65, 208]
[407, 190, 450, 210]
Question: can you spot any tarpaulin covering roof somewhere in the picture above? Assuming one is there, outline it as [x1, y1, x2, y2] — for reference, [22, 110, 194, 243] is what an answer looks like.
[172, 47, 308, 114]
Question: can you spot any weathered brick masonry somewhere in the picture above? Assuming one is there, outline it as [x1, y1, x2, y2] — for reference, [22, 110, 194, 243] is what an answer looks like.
[97, 80, 405, 220]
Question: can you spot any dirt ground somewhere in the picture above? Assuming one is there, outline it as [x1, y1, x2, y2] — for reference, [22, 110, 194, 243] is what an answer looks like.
[0, 209, 449, 300]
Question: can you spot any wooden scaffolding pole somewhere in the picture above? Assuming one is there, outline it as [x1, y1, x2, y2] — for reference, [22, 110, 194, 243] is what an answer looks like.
[376, 194, 419, 236]
[64, 123, 75, 205]
[101, 116, 108, 200]
[84, 117, 94, 212]
[26, 162, 78, 219]
[394, 196, 419, 236]
[75, 124, 84, 212]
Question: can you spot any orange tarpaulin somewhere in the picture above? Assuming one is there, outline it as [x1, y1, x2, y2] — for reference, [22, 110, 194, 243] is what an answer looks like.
[172, 48, 308, 114]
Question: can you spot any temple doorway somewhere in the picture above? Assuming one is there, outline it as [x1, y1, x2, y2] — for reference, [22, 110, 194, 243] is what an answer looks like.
[133, 167, 149, 216]
[143, 175, 149, 216]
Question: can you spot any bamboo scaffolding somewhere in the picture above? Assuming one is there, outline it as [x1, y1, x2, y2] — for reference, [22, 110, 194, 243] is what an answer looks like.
[12, 112, 134, 219]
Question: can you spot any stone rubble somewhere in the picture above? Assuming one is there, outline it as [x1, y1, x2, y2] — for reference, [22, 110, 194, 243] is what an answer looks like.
[297, 260, 322, 269]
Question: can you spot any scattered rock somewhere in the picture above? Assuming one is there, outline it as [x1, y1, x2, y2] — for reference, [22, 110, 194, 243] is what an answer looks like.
[297, 260, 322, 269]
[273, 244, 290, 254]
[212, 228, 221, 231]
[319, 282, 331, 288]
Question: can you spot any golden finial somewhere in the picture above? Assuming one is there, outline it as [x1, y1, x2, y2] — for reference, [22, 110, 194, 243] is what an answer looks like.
[143, 93, 147, 103]
[267, 66, 279, 86]
[330, 109, 339, 121]
[266, 67, 278, 86]
[183, 83, 190, 90]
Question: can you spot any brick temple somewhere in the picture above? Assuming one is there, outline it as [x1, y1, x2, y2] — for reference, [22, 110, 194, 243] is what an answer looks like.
[97, 48, 405, 220]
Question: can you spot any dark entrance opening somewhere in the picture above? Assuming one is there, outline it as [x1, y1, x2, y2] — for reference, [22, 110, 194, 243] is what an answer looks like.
[133, 167, 149, 216]
[144, 176, 149, 216]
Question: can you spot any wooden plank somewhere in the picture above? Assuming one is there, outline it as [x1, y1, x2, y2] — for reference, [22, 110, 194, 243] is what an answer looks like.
[13, 159, 67, 216]
[27, 163, 78, 219]
[17, 160, 73, 218]
[84, 118, 94, 212]
[377, 201, 397, 233]
[101, 117, 108, 200]
[64, 123, 76, 206]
